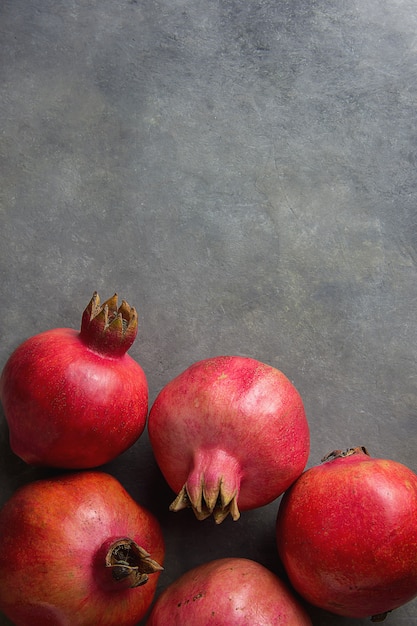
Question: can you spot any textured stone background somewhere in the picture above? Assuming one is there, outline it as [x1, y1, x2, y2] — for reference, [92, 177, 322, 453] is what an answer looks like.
[1, 1, 417, 624]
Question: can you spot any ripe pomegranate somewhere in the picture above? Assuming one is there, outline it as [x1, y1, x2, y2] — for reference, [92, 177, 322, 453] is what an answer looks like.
[148, 356, 309, 523]
[146, 557, 312, 625]
[0, 471, 164, 626]
[0, 291, 148, 468]
[276, 447, 417, 621]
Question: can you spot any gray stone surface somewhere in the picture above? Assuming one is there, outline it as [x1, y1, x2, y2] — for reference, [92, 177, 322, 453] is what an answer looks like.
[1, 0, 417, 623]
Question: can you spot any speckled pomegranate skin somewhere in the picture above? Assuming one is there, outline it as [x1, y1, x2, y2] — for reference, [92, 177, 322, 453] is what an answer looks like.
[148, 356, 310, 522]
[0, 472, 164, 626]
[276, 449, 417, 618]
[146, 558, 312, 626]
[0, 293, 148, 468]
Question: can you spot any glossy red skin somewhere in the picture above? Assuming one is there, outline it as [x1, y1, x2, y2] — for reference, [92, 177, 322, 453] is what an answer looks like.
[276, 451, 417, 618]
[146, 558, 312, 625]
[0, 327, 148, 468]
[148, 356, 310, 512]
[0, 471, 165, 626]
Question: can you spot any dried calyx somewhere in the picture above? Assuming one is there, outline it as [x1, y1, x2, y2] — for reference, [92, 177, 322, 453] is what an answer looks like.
[170, 482, 240, 524]
[80, 292, 138, 356]
[169, 449, 242, 524]
[321, 446, 369, 463]
[105, 538, 163, 588]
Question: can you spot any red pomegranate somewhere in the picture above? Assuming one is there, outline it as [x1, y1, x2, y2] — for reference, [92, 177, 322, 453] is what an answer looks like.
[0, 292, 148, 468]
[276, 447, 417, 620]
[0, 471, 164, 626]
[146, 557, 312, 625]
[148, 356, 310, 523]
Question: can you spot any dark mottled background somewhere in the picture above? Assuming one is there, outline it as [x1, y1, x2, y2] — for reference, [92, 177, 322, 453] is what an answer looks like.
[1, 1, 417, 624]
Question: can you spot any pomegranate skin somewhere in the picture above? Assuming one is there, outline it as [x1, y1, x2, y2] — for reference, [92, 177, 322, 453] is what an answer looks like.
[148, 356, 310, 522]
[0, 472, 165, 626]
[0, 292, 148, 468]
[276, 448, 417, 619]
[146, 558, 312, 626]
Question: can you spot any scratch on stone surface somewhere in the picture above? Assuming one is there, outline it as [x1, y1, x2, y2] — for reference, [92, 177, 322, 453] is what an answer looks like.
[254, 148, 301, 221]
[399, 239, 417, 268]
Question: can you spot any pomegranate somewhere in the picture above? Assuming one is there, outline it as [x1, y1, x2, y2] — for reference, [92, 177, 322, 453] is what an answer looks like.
[146, 557, 312, 625]
[0, 291, 148, 468]
[0, 471, 164, 626]
[148, 356, 309, 523]
[276, 447, 417, 621]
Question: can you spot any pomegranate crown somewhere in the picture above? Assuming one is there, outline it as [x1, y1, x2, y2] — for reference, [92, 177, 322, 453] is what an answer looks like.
[80, 291, 138, 356]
